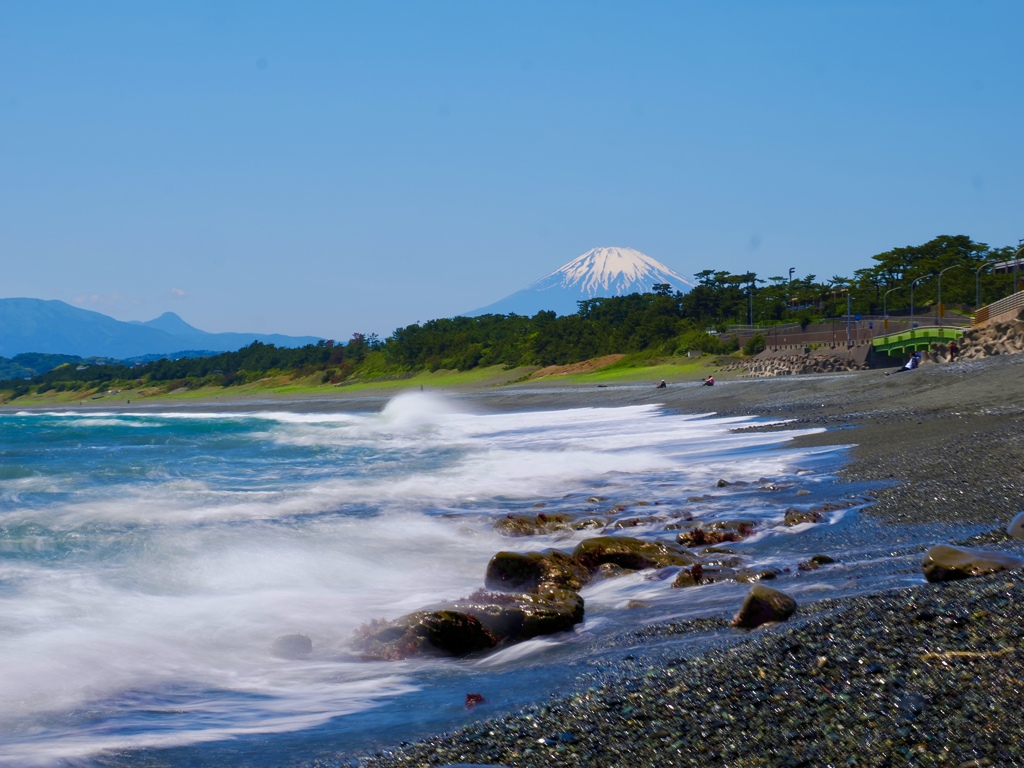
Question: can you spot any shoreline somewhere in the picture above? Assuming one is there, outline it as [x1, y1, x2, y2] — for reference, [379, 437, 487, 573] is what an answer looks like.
[341, 355, 1024, 767]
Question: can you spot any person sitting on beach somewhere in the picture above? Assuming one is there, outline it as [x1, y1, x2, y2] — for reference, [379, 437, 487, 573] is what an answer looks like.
[702, 375, 714, 386]
[887, 352, 919, 375]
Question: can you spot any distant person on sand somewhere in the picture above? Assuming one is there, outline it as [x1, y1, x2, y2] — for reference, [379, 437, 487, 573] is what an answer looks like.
[948, 339, 958, 362]
[702, 375, 714, 387]
[656, 380, 667, 388]
[887, 352, 920, 375]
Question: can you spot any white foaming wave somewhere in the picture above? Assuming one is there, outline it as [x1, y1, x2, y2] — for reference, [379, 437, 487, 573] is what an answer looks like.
[1, 411, 828, 531]
[0, 509, 497, 761]
[471, 636, 567, 667]
[0, 674, 420, 766]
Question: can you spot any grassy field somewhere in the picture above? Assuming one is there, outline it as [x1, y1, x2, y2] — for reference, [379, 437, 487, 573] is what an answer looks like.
[1, 355, 730, 408]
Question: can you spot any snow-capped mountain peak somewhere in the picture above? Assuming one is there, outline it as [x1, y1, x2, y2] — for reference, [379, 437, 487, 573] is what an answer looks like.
[466, 246, 695, 317]
[532, 246, 695, 296]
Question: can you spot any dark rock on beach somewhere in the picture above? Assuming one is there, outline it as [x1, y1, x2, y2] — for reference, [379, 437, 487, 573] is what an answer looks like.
[731, 584, 797, 628]
[921, 543, 1024, 582]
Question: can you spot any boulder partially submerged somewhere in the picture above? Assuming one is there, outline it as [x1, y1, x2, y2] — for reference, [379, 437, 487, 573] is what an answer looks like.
[358, 530, 776, 660]
[484, 549, 591, 593]
[921, 544, 1024, 583]
[354, 610, 498, 660]
[271, 633, 313, 659]
[573, 535, 696, 571]
[449, 588, 584, 641]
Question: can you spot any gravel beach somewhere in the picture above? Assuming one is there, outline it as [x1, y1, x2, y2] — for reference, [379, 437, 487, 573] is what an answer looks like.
[348, 354, 1024, 768]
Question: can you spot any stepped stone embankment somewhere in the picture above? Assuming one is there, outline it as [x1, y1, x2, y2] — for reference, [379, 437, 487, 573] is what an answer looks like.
[940, 309, 1024, 361]
[722, 345, 870, 378]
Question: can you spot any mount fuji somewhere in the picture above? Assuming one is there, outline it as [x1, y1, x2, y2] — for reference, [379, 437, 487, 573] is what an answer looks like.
[466, 247, 696, 317]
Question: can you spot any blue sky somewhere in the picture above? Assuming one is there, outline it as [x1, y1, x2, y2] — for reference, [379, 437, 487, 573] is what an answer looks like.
[2, 1, 1021, 338]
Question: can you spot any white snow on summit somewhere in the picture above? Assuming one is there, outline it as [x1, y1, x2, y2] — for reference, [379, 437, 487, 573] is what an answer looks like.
[530, 247, 695, 296]
[465, 246, 695, 317]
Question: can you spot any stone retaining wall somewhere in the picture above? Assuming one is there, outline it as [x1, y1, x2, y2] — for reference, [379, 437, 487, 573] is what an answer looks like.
[724, 346, 870, 377]
[947, 310, 1024, 361]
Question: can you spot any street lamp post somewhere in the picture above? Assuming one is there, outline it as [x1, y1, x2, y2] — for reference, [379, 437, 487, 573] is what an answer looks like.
[976, 260, 997, 309]
[846, 291, 852, 346]
[936, 264, 964, 326]
[883, 285, 900, 329]
[1015, 241, 1024, 295]
[910, 274, 933, 328]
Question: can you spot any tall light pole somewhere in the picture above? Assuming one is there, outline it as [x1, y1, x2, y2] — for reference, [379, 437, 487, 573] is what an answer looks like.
[936, 264, 964, 326]
[883, 285, 900, 329]
[846, 291, 852, 346]
[976, 260, 997, 309]
[1015, 240, 1024, 295]
[910, 274, 933, 327]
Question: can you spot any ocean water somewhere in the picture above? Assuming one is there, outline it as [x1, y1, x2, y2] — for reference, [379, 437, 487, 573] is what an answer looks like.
[0, 392, 926, 767]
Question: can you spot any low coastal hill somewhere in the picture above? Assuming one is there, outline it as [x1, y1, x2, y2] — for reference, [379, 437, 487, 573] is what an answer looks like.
[0, 298, 322, 359]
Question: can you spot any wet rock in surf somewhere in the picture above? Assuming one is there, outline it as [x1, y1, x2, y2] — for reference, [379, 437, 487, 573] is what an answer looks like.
[675, 521, 755, 548]
[921, 544, 1024, 583]
[494, 512, 578, 537]
[450, 588, 584, 641]
[573, 535, 696, 571]
[734, 567, 778, 583]
[783, 507, 825, 526]
[570, 517, 605, 531]
[607, 514, 665, 530]
[672, 563, 735, 588]
[591, 562, 638, 581]
[798, 554, 836, 571]
[354, 610, 497, 660]
[485, 549, 591, 593]
[1007, 511, 1024, 540]
[271, 633, 313, 659]
[731, 584, 797, 628]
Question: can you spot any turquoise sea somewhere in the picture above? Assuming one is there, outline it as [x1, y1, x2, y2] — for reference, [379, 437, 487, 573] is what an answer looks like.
[0, 392, 928, 767]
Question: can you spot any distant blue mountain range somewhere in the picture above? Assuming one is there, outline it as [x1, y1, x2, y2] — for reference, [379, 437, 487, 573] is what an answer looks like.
[0, 298, 322, 359]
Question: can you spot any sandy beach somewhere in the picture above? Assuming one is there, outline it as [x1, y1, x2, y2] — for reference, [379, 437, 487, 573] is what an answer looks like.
[342, 354, 1024, 767]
